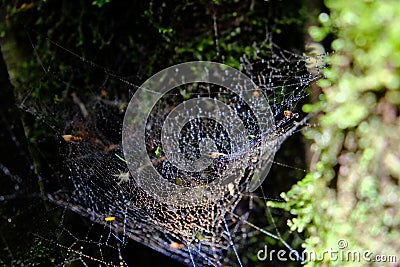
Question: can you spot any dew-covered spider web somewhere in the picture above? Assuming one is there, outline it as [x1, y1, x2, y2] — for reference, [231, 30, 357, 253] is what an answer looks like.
[10, 33, 325, 267]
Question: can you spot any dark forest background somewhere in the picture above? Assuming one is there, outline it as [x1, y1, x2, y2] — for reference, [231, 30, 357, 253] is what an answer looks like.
[2, 0, 399, 266]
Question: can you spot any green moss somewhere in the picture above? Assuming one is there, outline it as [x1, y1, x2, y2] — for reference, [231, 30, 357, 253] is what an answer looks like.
[276, 0, 400, 266]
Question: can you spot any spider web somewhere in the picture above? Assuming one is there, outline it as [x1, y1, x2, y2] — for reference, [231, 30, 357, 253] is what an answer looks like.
[9, 34, 324, 267]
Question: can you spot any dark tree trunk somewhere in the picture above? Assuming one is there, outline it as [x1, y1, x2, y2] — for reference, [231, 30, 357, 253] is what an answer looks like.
[0, 45, 41, 264]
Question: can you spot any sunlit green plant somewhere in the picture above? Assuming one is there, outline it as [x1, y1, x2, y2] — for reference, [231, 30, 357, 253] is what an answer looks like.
[271, 0, 400, 266]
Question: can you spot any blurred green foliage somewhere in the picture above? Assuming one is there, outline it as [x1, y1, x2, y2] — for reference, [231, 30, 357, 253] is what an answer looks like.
[92, 0, 111, 8]
[271, 0, 400, 266]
